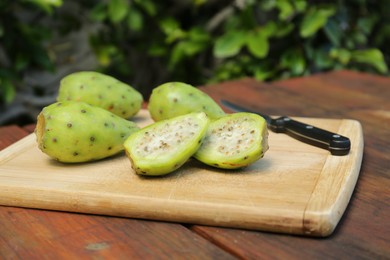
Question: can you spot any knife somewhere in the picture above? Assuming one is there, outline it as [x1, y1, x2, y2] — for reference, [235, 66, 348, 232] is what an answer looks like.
[220, 100, 351, 156]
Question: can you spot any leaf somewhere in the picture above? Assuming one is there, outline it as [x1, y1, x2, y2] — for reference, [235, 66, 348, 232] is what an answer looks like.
[108, 0, 129, 24]
[188, 27, 210, 43]
[323, 18, 342, 47]
[293, 0, 307, 13]
[300, 6, 336, 38]
[25, 0, 63, 14]
[213, 31, 246, 58]
[0, 78, 16, 104]
[160, 17, 186, 43]
[357, 15, 379, 35]
[280, 49, 306, 76]
[351, 49, 388, 73]
[273, 23, 294, 38]
[135, 0, 157, 16]
[246, 30, 269, 58]
[253, 64, 275, 81]
[95, 45, 118, 66]
[276, 0, 295, 20]
[193, 0, 207, 6]
[148, 44, 167, 57]
[127, 8, 143, 31]
[169, 40, 208, 69]
[89, 3, 107, 22]
[313, 49, 334, 69]
[329, 48, 351, 65]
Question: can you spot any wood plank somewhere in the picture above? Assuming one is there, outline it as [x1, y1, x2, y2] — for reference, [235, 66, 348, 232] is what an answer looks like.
[0, 125, 30, 150]
[0, 207, 235, 259]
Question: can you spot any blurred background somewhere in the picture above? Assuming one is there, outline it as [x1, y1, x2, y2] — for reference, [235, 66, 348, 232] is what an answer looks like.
[1, 0, 389, 126]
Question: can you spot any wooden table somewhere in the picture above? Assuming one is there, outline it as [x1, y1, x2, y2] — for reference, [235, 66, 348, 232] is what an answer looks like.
[0, 70, 389, 259]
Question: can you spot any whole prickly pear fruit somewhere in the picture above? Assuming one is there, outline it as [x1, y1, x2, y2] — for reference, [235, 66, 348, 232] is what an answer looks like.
[35, 101, 140, 163]
[57, 71, 143, 118]
[148, 82, 225, 121]
[124, 112, 210, 176]
[194, 112, 269, 169]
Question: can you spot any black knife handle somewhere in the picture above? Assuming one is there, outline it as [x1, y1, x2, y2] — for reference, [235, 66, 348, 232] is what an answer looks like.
[270, 116, 351, 156]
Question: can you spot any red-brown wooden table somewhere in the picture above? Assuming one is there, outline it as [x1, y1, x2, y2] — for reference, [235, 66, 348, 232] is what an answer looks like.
[1, 70, 389, 259]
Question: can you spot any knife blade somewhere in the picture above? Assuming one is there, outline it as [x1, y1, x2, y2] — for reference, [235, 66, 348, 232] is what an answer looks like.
[220, 99, 351, 156]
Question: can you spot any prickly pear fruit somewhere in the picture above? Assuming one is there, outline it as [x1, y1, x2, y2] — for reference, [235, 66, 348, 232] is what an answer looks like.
[35, 101, 140, 163]
[57, 71, 143, 119]
[124, 112, 210, 176]
[194, 112, 269, 169]
[148, 82, 225, 121]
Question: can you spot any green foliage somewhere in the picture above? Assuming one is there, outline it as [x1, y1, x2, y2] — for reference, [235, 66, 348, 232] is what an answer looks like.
[88, 0, 389, 89]
[1, 0, 389, 103]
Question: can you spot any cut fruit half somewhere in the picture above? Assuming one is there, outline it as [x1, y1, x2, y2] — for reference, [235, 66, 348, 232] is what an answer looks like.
[124, 112, 210, 176]
[194, 112, 269, 169]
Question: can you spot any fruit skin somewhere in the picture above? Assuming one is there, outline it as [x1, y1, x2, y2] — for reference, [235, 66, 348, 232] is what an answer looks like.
[35, 101, 140, 163]
[124, 112, 210, 176]
[148, 82, 225, 121]
[57, 71, 143, 119]
[194, 112, 269, 169]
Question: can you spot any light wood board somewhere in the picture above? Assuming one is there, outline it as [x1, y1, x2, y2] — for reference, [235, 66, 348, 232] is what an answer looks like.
[0, 109, 364, 237]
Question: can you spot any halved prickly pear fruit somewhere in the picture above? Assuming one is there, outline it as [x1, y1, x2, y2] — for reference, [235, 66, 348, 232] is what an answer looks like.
[124, 112, 210, 176]
[194, 112, 269, 169]
[57, 71, 143, 119]
[148, 82, 225, 121]
[35, 101, 140, 163]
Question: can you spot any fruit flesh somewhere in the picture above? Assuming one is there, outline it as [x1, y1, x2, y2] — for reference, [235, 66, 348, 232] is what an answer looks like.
[57, 71, 143, 118]
[148, 82, 225, 121]
[194, 112, 269, 169]
[35, 101, 140, 163]
[124, 112, 210, 176]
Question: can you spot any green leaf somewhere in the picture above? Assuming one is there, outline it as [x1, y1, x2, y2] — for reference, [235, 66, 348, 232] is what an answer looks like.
[253, 64, 275, 81]
[280, 49, 306, 76]
[329, 48, 351, 65]
[148, 44, 167, 57]
[374, 24, 390, 46]
[95, 45, 118, 66]
[127, 8, 143, 31]
[300, 6, 336, 38]
[276, 0, 295, 20]
[246, 30, 269, 58]
[273, 23, 294, 38]
[323, 18, 342, 47]
[89, 3, 107, 22]
[188, 27, 210, 43]
[313, 49, 334, 69]
[108, 0, 129, 23]
[351, 49, 388, 73]
[293, 0, 307, 13]
[169, 40, 208, 69]
[25, 0, 63, 14]
[135, 0, 157, 16]
[193, 0, 207, 6]
[357, 15, 379, 35]
[160, 17, 186, 43]
[213, 31, 246, 58]
[0, 78, 16, 104]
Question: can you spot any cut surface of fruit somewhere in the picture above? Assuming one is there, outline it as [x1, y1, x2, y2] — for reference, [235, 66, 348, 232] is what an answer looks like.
[194, 112, 269, 169]
[124, 112, 210, 176]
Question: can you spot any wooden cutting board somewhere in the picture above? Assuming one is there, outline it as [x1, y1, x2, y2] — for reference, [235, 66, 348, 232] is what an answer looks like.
[0, 109, 363, 237]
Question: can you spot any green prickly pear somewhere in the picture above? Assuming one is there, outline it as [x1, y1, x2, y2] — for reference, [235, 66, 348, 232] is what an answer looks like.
[148, 82, 225, 121]
[57, 71, 143, 119]
[124, 112, 210, 176]
[35, 101, 140, 163]
[194, 112, 269, 169]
